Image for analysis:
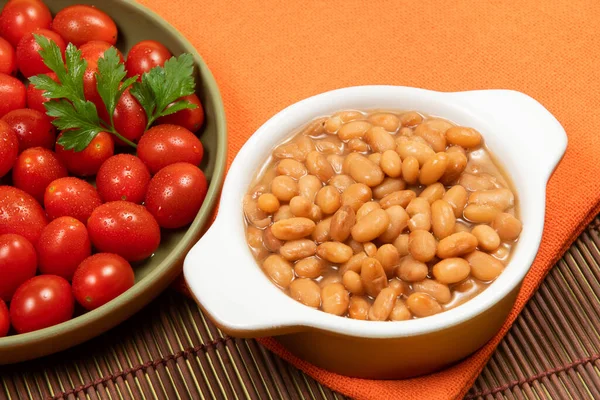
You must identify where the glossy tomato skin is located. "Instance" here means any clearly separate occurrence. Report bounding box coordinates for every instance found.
[9,275,74,334]
[0,0,52,47]
[16,28,66,78]
[26,72,58,114]
[0,120,18,178]
[72,253,134,310]
[157,94,205,133]
[0,300,8,337]
[56,132,114,176]
[2,108,55,152]
[0,73,26,118]
[96,154,151,204]
[87,201,161,262]
[52,5,117,47]
[44,177,102,223]
[0,233,37,302]
[137,124,204,174]
[0,186,47,244]
[112,87,146,144]
[145,163,208,229]
[125,40,172,78]
[37,217,91,280]
[12,147,68,203]
[0,37,16,75]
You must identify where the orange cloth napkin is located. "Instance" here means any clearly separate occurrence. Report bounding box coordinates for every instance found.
[140,0,600,398]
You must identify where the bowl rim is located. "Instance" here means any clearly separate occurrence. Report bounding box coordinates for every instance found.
[0,0,227,350]
[185,85,567,339]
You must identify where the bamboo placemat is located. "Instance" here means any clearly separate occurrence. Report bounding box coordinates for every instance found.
[3,217,600,400]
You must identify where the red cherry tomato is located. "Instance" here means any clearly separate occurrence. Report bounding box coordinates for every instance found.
[44,177,102,223]
[0,233,37,302]
[0,120,18,178]
[9,275,74,334]
[145,163,208,229]
[55,131,114,176]
[137,124,204,174]
[0,186,47,244]
[0,300,8,337]
[37,217,91,280]
[2,108,55,152]
[87,201,161,262]
[12,147,67,203]
[0,0,52,47]
[125,40,172,78]
[96,154,151,204]
[0,73,26,118]
[16,28,66,78]
[157,94,205,133]
[112,87,146,145]
[0,37,16,75]
[26,72,58,114]
[72,253,134,310]
[52,5,117,47]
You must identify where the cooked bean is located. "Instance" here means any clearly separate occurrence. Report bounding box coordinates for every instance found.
[401,156,420,184]
[463,204,501,223]
[373,178,406,199]
[319,271,343,287]
[247,226,267,259]
[348,296,370,320]
[289,196,312,218]
[289,278,321,307]
[244,196,272,228]
[431,199,456,239]
[406,293,442,317]
[300,117,326,137]
[389,299,412,321]
[369,287,397,321]
[379,205,409,243]
[324,115,342,134]
[341,183,372,211]
[365,126,396,153]
[393,234,410,257]
[432,258,470,284]
[342,270,365,295]
[468,189,514,211]
[316,242,354,263]
[399,111,423,127]
[271,176,299,202]
[408,230,437,262]
[329,205,356,242]
[380,150,402,178]
[361,257,388,297]
[305,151,335,183]
[388,279,409,296]
[396,255,428,282]
[329,174,355,192]
[280,239,317,261]
[340,252,367,275]
[338,120,372,141]
[262,255,294,289]
[368,113,400,132]
[376,244,400,278]
[412,279,452,304]
[446,126,482,148]
[443,185,468,218]
[437,232,478,258]
[492,213,523,241]
[367,152,382,166]
[271,217,316,240]
[327,154,345,174]
[419,182,445,204]
[471,225,501,251]
[298,174,322,201]
[315,186,342,214]
[406,198,431,232]
[263,226,283,252]
[316,136,344,155]
[363,242,377,257]
[356,201,381,220]
[346,238,365,254]
[398,127,413,136]
[349,154,385,187]
[311,217,331,243]
[380,190,416,209]
[348,138,370,153]
[321,283,350,315]
[273,139,311,162]
[294,257,323,279]
[440,150,468,185]
[276,159,307,179]
[465,251,504,281]
[273,205,294,222]
[396,139,435,166]
[459,173,498,191]
[351,209,390,242]
[454,222,471,233]
[490,244,510,262]
[414,119,451,152]
[419,153,449,185]
[336,110,364,122]
[257,193,280,213]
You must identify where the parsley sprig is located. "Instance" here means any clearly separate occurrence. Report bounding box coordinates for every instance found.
[29,35,197,152]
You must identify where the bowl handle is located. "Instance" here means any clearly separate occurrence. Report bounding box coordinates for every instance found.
[449,90,568,182]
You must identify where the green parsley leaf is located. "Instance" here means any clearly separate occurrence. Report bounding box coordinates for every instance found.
[96,47,138,123]
[47,99,104,151]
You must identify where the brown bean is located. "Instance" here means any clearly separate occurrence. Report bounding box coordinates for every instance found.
[243,195,271,228]
[316,136,344,155]
[388,279,409,296]
[468,189,515,211]
[271,175,299,202]
[294,257,323,279]
[459,173,498,191]
[446,126,482,149]
[347,138,370,153]
[247,226,268,259]
[408,230,437,262]
[351,209,390,242]
[342,270,365,295]
[465,250,504,281]
[311,217,331,243]
[373,178,406,199]
[412,279,452,304]
[431,199,456,239]
[321,283,350,316]
[363,242,377,257]
[419,183,445,204]
[360,257,388,297]
[389,299,412,321]
[393,234,410,257]
[406,197,431,232]
[396,139,435,166]
[490,244,510,262]
[336,110,365,122]
[454,222,471,233]
[419,153,449,185]
[346,238,364,254]
[380,150,402,178]
[367,152,382,166]
[300,118,326,137]
[327,154,345,174]
[399,111,423,127]
[324,115,342,134]
[276,159,307,179]
[262,255,294,289]
[273,136,314,162]
[398,127,413,136]
[298,174,322,201]
[432,258,470,284]
[368,113,400,132]
[263,226,283,252]
[257,193,280,213]
[471,225,501,251]
[340,251,367,275]
[349,154,385,187]
[379,205,409,243]
[463,204,501,223]
[319,271,343,288]
[271,217,316,240]
[356,201,381,220]
[436,232,479,258]
[401,156,420,184]
[414,119,451,152]
[329,174,355,192]
[365,126,396,153]
[443,185,468,218]
[368,287,397,321]
[341,183,372,211]
[330,205,356,242]
[338,120,372,141]
[380,190,416,209]
[348,296,370,320]
[440,151,468,185]
[279,239,317,261]
[396,255,428,282]
[289,196,312,218]
[316,242,353,263]
[273,205,294,222]
[305,151,335,183]
[406,293,442,317]
[289,278,321,308]
[492,213,523,241]
[315,185,341,214]
[376,244,400,278]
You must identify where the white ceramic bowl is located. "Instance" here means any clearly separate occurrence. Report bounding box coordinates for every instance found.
[184,86,567,378]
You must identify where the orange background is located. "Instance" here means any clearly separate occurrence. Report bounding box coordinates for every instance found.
[139,0,600,398]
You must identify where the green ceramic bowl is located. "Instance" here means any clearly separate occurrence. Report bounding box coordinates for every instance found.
[0,0,227,364]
